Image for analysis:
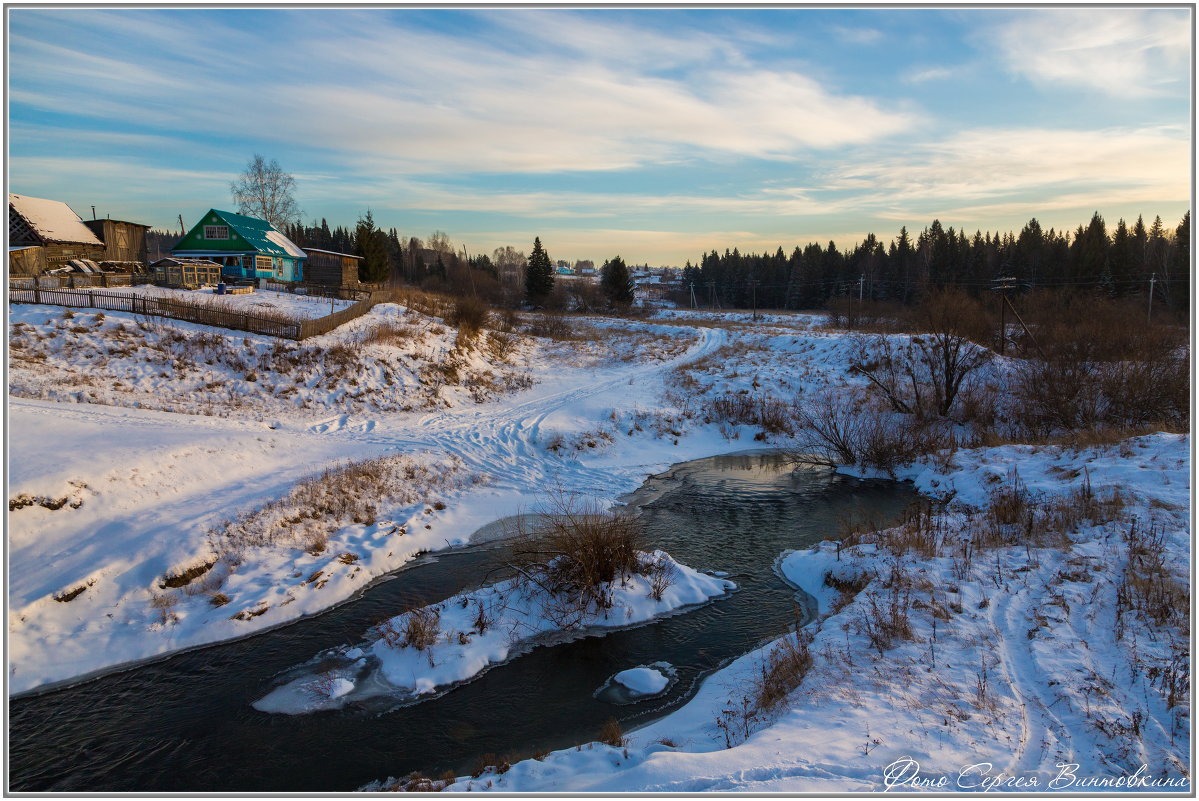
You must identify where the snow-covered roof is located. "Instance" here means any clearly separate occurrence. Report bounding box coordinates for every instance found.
[9,194,103,246]
[265,229,306,259]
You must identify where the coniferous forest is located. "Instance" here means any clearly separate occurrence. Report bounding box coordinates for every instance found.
[680,211,1190,315]
[149,210,1190,316]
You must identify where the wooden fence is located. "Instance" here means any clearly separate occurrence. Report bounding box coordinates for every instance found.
[9,287,303,339]
[9,273,137,290]
[8,285,407,341]
[260,278,373,302]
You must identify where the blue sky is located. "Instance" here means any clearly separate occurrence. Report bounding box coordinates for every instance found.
[7,7,1191,265]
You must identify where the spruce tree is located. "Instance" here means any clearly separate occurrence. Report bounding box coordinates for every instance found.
[600,255,635,306]
[355,210,389,283]
[525,236,553,302]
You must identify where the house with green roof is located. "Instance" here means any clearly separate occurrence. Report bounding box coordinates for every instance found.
[171,209,306,282]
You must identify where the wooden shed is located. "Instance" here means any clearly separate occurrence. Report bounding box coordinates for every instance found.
[303,248,362,288]
[8,245,48,276]
[83,218,151,265]
[9,193,105,270]
[152,257,223,289]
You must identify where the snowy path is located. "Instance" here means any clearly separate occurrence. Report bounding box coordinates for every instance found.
[8,320,728,694]
[294,323,728,497]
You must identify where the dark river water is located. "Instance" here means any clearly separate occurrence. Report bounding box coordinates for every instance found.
[8,451,917,792]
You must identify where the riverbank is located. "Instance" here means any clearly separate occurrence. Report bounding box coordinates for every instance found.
[9,304,830,695]
[409,432,1189,793]
[253,549,735,714]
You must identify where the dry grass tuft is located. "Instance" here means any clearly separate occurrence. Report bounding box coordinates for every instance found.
[597,717,627,748]
[207,453,469,558]
[507,500,647,627]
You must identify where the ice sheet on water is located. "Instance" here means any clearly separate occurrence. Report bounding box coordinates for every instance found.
[595,662,677,705]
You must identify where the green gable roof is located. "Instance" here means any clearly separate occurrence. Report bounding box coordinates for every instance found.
[173,209,306,259]
[210,209,306,258]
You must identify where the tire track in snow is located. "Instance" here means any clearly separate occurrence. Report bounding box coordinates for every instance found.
[312,323,727,496]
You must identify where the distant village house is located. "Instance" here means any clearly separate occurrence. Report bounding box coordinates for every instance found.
[171,209,306,282]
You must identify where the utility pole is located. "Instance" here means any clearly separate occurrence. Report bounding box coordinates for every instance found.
[749,277,759,321]
[178,214,185,237]
[1147,273,1156,324]
[990,276,1019,355]
[689,281,697,310]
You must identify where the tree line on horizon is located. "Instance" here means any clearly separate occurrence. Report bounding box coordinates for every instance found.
[680,211,1190,315]
[148,207,1189,315]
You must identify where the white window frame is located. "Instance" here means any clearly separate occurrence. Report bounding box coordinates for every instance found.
[204,225,229,240]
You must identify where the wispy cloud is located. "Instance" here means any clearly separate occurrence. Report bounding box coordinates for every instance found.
[822,125,1190,222]
[831,25,883,45]
[6,8,1191,264]
[902,65,954,84]
[989,8,1190,97]
[9,10,918,176]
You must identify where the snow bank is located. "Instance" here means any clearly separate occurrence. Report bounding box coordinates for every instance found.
[423,433,1190,794]
[254,551,733,714]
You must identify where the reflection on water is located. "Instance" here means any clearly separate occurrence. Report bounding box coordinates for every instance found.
[9,451,917,792]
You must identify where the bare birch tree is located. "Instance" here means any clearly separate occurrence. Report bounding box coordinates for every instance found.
[230,154,301,228]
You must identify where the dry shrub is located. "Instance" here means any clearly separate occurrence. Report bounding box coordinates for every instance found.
[850,295,994,421]
[709,392,792,435]
[207,453,465,556]
[1117,520,1189,707]
[789,389,949,472]
[1010,290,1188,436]
[522,314,577,340]
[149,591,179,625]
[361,321,410,347]
[487,331,518,361]
[402,604,442,650]
[826,297,907,332]
[446,295,490,340]
[987,468,1031,528]
[597,717,626,748]
[644,553,677,601]
[880,501,944,557]
[752,626,814,712]
[850,561,914,655]
[507,499,646,627]
[391,287,456,320]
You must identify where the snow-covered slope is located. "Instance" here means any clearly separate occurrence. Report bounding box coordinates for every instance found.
[9,301,1190,794]
[419,433,1189,793]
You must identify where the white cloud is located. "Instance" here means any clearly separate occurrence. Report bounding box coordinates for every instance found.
[990,9,1190,97]
[9,10,918,175]
[820,125,1190,221]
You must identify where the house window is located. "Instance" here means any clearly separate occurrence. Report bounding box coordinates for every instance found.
[204,225,229,240]
[255,255,273,271]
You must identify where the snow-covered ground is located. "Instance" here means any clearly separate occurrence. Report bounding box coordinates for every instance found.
[103,283,357,319]
[8,299,1190,792]
[417,433,1190,793]
[6,302,773,694]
